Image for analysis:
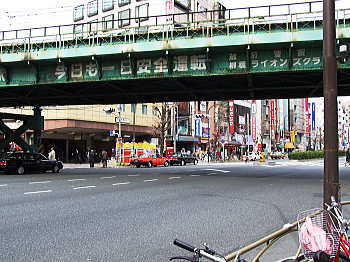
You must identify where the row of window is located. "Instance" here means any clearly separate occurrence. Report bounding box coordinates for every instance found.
[74,0,147,22]
[74,5,149,32]
[117,104,155,115]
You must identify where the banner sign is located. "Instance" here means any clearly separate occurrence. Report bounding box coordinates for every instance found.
[311,102,316,131]
[252,100,256,142]
[305,98,310,134]
[195,119,202,137]
[229,100,235,134]
[270,100,275,130]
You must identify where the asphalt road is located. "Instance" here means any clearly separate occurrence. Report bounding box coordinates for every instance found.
[1,159,350,262]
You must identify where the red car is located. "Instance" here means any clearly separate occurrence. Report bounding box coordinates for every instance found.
[130,154,171,168]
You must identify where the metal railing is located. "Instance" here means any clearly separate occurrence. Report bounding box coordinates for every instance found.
[0,1,350,55]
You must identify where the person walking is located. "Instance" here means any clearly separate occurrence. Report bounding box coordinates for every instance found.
[346,147,350,166]
[101,149,108,168]
[88,149,95,168]
[48,147,56,160]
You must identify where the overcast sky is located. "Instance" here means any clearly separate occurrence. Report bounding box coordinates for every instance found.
[0,0,349,30]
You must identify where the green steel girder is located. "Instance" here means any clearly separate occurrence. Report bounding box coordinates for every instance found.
[0,112,43,153]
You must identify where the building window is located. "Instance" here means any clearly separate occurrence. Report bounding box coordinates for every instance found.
[74,24,83,34]
[118,9,131,27]
[142,104,148,115]
[119,104,125,112]
[102,0,114,12]
[118,0,131,7]
[73,5,84,22]
[89,19,98,34]
[103,14,114,31]
[87,0,98,17]
[131,104,136,113]
[136,3,149,22]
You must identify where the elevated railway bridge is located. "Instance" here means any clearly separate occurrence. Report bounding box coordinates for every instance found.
[0,1,349,152]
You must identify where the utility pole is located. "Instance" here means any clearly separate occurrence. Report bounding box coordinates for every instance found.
[323,0,340,205]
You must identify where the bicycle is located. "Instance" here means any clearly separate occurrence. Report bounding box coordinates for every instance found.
[297,197,350,262]
[170,238,305,262]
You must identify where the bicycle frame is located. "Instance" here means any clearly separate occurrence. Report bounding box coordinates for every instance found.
[223,201,350,262]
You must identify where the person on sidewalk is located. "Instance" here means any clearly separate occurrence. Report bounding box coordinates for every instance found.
[88,149,95,168]
[346,148,350,165]
[101,149,108,168]
[48,147,56,161]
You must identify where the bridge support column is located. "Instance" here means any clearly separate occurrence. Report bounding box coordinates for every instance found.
[33,107,43,153]
[0,110,44,153]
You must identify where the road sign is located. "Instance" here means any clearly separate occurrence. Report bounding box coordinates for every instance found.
[115,117,130,123]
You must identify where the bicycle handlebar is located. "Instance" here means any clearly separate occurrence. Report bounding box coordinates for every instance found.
[174,239,197,253]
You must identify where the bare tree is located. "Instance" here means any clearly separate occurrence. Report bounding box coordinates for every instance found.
[152,103,172,155]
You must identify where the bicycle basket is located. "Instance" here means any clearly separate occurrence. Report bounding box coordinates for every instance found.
[297,208,339,259]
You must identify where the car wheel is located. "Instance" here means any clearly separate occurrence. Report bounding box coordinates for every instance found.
[164,161,169,167]
[193,159,198,165]
[16,166,25,175]
[147,162,152,168]
[52,165,60,173]
[181,160,185,166]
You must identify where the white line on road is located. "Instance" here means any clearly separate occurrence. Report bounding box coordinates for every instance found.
[24,190,52,195]
[206,173,216,176]
[73,186,96,190]
[144,179,158,182]
[67,179,86,182]
[168,177,181,180]
[190,175,200,177]
[112,182,131,186]
[204,169,230,173]
[29,181,52,184]
[100,176,116,179]
[128,175,139,177]
[0,184,8,187]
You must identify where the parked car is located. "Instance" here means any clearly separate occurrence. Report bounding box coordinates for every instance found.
[0,151,63,175]
[247,152,260,161]
[169,153,198,166]
[130,154,171,168]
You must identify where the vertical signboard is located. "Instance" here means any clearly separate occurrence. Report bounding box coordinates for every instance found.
[229,100,235,134]
[270,100,275,131]
[312,102,316,131]
[165,0,174,23]
[305,98,310,134]
[195,119,202,137]
[252,100,256,142]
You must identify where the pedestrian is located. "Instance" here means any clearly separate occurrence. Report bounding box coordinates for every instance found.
[346,148,350,164]
[48,147,56,160]
[88,149,95,168]
[101,149,108,168]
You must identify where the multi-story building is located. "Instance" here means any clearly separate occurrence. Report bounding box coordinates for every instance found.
[0,104,160,162]
[72,0,217,31]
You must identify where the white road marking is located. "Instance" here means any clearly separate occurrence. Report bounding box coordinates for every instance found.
[67,179,86,182]
[100,176,116,179]
[0,184,8,187]
[168,177,181,180]
[190,175,200,177]
[112,182,131,186]
[144,179,158,182]
[73,186,96,190]
[24,190,52,195]
[206,173,216,176]
[204,169,230,173]
[29,181,51,184]
[128,175,139,177]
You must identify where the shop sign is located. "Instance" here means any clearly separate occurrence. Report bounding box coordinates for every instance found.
[229,100,235,134]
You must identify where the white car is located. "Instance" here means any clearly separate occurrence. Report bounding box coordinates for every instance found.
[248,152,260,161]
